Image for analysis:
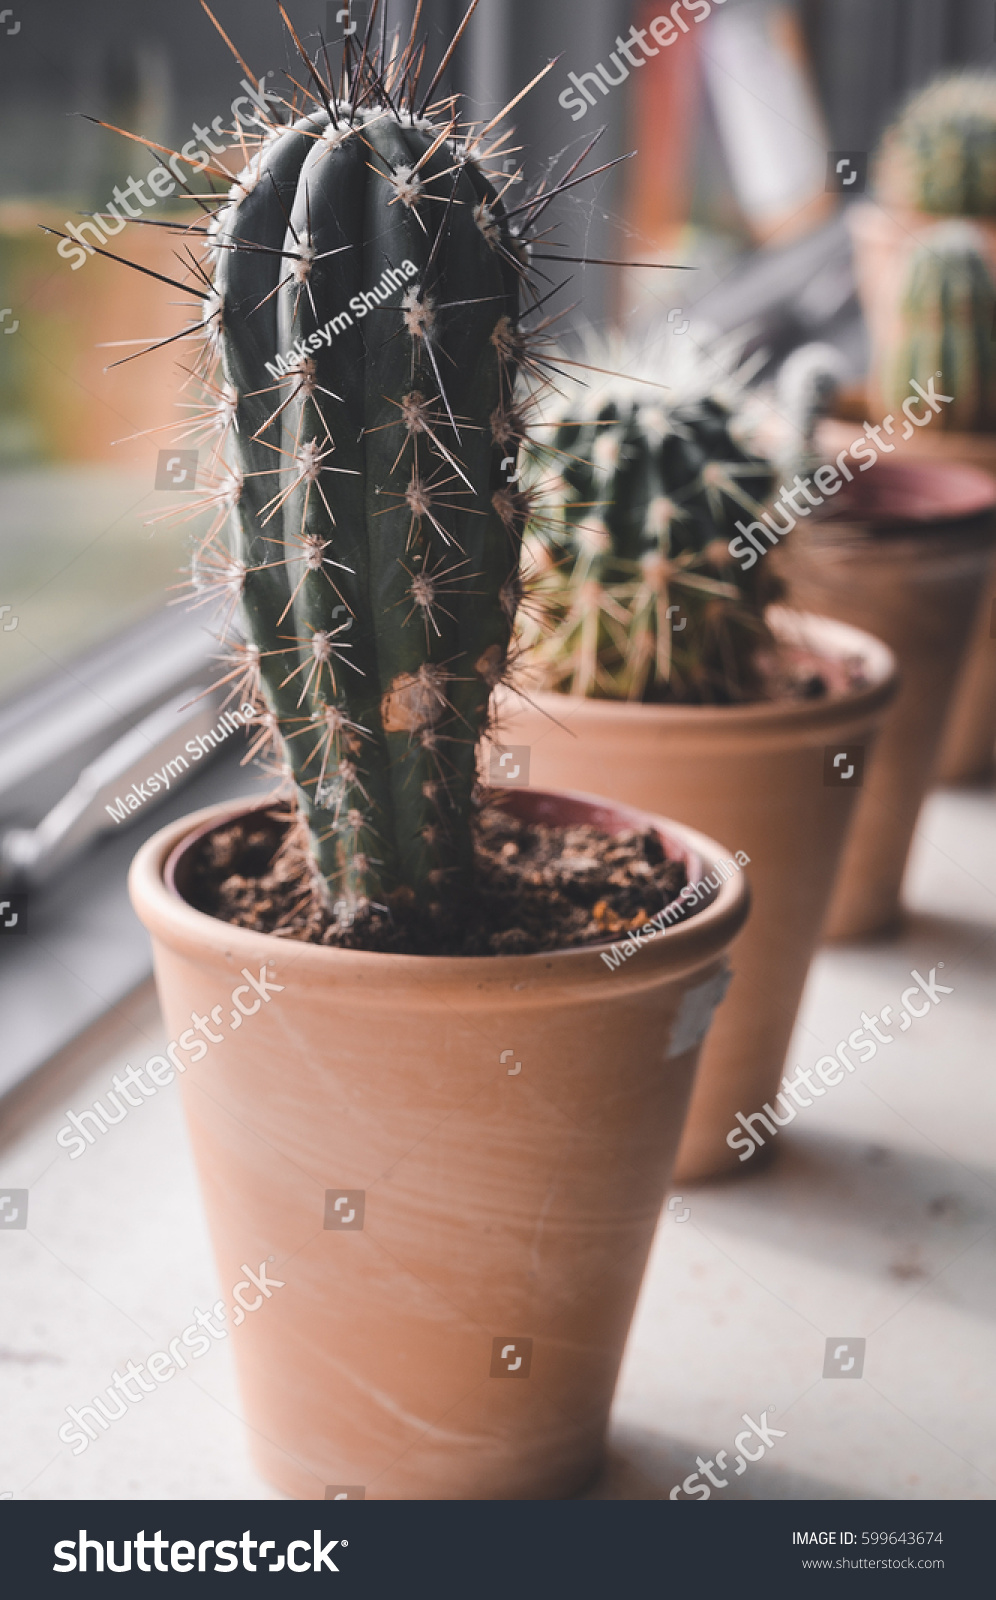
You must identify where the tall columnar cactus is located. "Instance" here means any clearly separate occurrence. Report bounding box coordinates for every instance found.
[211,98,523,928]
[63,2,625,932]
[875,73,996,216]
[882,222,996,432]
[520,370,781,703]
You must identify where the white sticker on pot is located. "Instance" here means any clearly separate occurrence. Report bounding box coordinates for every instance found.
[666,966,732,1059]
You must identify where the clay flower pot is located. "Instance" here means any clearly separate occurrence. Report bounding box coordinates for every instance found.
[818,410,996,785]
[495,611,897,1183]
[779,457,996,941]
[128,787,749,1500]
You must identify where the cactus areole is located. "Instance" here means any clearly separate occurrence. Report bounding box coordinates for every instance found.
[209,98,527,929]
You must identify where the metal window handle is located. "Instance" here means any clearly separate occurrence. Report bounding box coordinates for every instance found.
[0,689,226,891]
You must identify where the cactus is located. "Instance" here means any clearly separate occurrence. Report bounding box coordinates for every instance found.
[875,73,996,217]
[211,98,523,931]
[881,221,996,432]
[520,360,782,703]
[58,2,629,935]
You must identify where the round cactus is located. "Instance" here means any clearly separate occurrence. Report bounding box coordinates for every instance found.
[881,221,996,432]
[875,73,996,216]
[520,362,782,703]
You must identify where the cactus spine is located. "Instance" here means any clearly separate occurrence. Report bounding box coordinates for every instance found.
[521,371,781,703]
[882,221,996,432]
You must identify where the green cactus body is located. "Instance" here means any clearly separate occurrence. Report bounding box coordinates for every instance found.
[211,117,324,730]
[910,115,996,215]
[209,101,521,923]
[883,223,996,432]
[523,381,780,704]
[877,74,996,217]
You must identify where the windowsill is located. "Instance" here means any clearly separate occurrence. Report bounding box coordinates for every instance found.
[1,782,994,1500]
[0,605,221,827]
[0,743,271,1102]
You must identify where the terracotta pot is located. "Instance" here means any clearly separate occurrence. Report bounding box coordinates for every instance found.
[817,411,996,785]
[494,611,897,1183]
[129,788,749,1500]
[778,458,996,941]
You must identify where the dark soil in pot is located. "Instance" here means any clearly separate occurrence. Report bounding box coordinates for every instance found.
[176,799,692,956]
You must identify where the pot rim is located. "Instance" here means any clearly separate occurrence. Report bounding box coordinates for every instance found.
[811,456,996,530]
[129,787,750,994]
[821,403,996,461]
[498,608,898,737]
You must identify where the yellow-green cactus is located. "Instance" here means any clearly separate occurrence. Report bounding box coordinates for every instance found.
[876,73,996,216]
[520,366,782,703]
[883,221,996,431]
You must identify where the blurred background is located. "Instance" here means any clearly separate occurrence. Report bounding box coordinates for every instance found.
[1,0,995,699]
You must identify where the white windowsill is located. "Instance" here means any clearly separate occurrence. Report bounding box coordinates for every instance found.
[1,782,994,1501]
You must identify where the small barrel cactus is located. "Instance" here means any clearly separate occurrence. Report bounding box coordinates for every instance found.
[520,363,782,703]
[881,221,996,432]
[63,3,625,935]
[875,73,996,216]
